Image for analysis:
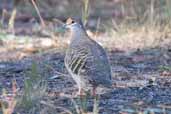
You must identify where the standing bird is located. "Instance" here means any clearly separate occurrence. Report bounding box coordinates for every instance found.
[64,18,112,97]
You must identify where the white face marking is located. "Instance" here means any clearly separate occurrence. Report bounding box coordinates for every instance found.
[65,21,85,40]
[66,23,81,30]
[69,22,77,27]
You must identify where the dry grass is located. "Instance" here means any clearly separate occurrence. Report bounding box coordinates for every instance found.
[103,22,171,51]
[1,0,171,52]
[0,80,17,114]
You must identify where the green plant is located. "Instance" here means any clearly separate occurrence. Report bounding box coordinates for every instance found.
[60,92,99,114]
[165,0,171,24]
[82,0,90,26]
[0,32,7,40]
[93,95,99,114]
[0,22,3,29]
[80,95,88,113]
[159,65,171,71]
[19,61,47,110]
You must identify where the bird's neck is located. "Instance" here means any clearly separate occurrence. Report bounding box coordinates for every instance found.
[70,28,88,44]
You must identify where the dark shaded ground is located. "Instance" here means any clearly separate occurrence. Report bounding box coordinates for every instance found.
[0,47,171,113]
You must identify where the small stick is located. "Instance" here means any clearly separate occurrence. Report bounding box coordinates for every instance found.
[30,0,45,28]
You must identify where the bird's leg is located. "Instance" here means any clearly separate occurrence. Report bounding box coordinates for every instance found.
[73,85,84,97]
[78,86,82,95]
[79,87,85,97]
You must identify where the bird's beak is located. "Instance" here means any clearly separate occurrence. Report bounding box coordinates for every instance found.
[60,24,70,32]
[62,24,67,29]
[62,24,69,30]
[54,24,70,34]
[54,24,67,33]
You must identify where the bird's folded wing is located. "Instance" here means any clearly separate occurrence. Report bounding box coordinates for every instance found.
[65,42,111,85]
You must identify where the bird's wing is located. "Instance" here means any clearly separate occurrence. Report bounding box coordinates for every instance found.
[88,40,112,85]
[65,40,112,86]
[65,45,91,75]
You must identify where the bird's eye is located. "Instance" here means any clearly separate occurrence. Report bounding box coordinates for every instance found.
[71,20,75,24]
[66,18,75,25]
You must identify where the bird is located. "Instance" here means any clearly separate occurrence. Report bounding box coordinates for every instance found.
[64,18,112,97]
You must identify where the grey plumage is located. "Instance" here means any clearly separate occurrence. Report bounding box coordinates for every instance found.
[64,18,112,95]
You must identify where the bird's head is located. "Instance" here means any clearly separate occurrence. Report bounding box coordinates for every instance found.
[63,18,84,33]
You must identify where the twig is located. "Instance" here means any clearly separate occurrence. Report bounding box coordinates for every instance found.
[30,0,45,28]
[95,18,101,38]
[8,7,17,34]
